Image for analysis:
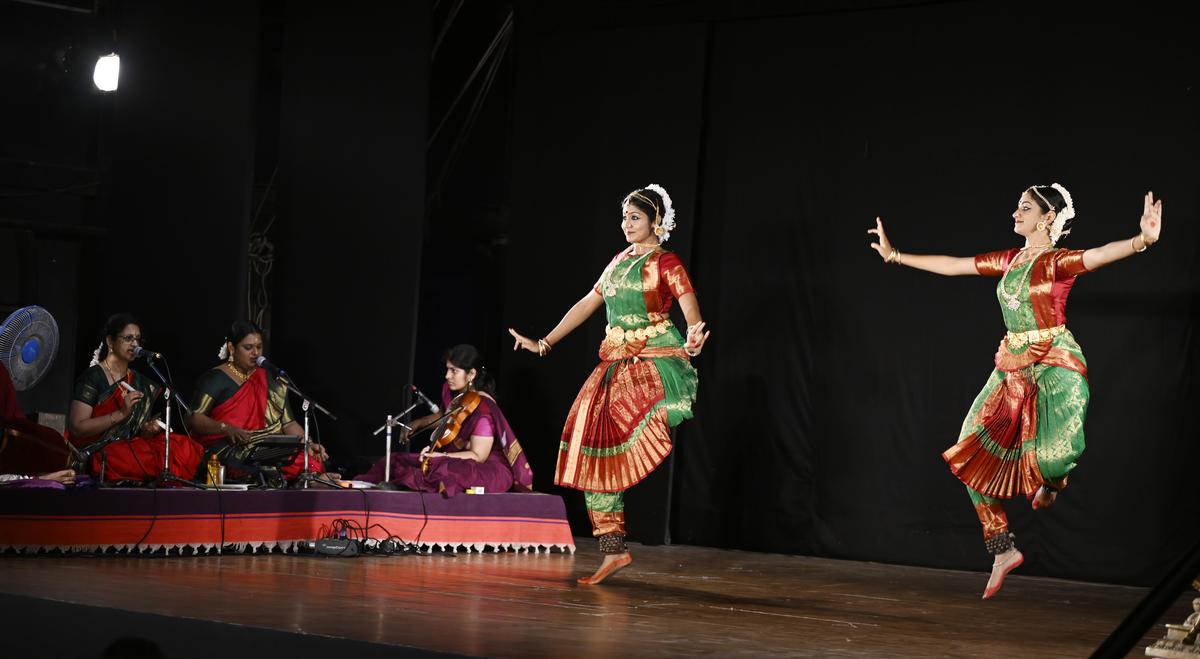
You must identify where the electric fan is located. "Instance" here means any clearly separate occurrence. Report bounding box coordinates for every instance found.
[0,305,60,391]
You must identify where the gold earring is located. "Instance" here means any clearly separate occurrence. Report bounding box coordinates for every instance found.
[1035,221,1046,231]
[654,225,664,236]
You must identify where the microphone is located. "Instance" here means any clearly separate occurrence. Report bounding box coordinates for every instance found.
[132,347,162,359]
[255,355,286,376]
[410,385,440,414]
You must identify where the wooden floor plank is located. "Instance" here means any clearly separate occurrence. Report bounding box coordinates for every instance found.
[0,541,1191,657]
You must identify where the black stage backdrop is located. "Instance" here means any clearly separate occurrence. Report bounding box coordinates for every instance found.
[500,1,1198,585]
[0,3,107,415]
[90,0,261,394]
[270,3,429,459]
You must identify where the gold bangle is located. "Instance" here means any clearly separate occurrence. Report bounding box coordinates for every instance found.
[537,338,551,356]
[1131,235,1147,253]
[1140,232,1156,247]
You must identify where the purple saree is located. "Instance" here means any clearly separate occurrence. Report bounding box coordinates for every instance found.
[356,385,533,496]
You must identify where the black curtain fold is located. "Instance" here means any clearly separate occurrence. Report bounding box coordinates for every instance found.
[272,3,430,460]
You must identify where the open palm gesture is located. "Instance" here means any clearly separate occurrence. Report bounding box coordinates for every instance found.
[1140,191,1163,243]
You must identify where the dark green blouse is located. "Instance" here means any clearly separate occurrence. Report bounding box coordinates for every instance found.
[190,368,294,427]
[71,365,160,441]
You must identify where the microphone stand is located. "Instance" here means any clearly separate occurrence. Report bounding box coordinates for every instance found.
[143,356,202,489]
[371,387,442,483]
[371,387,452,482]
[372,404,417,484]
[275,373,337,489]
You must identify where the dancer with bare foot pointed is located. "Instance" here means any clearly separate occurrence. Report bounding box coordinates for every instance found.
[869,185,1162,599]
[510,184,710,585]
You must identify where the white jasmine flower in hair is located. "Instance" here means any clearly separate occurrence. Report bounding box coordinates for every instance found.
[88,342,102,367]
[644,183,676,243]
[1049,182,1076,244]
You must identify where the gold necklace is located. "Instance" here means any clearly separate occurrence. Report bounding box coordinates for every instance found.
[228,362,252,383]
[602,246,658,297]
[99,358,128,386]
[999,245,1051,311]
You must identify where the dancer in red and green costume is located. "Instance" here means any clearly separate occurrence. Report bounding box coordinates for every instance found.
[510,183,711,585]
[869,185,1164,599]
[186,321,329,485]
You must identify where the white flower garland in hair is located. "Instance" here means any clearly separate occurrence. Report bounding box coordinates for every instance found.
[217,342,229,361]
[644,183,676,243]
[1049,182,1075,245]
[89,342,103,367]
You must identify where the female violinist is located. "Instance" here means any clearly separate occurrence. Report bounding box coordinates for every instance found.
[354,345,533,496]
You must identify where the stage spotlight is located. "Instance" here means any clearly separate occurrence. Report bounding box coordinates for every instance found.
[92,53,120,92]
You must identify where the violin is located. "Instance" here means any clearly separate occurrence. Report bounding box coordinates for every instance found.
[421,390,481,475]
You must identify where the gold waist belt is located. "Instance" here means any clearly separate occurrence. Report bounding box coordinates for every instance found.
[605,320,673,345]
[1005,324,1066,349]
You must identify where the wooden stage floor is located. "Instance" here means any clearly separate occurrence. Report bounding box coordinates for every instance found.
[0,540,1190,658]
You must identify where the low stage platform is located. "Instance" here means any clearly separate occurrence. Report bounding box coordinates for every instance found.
[0,540,1191,657]
[0,488,575,554]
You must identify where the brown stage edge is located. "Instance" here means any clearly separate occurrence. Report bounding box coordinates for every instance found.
[0,541,1192,658]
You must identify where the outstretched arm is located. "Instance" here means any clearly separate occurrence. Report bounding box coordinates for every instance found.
[1081,191,1163,271]
[868,217,977,276]
[509,290,605,355]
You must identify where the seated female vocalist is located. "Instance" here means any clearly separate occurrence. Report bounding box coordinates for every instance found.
[65,313,204,484]
[186,320,332,486]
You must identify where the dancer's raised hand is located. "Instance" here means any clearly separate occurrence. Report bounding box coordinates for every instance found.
[508,327,541,354]
[867,216,896,262]
[1139,191,1163,244]
[685,321,711,356]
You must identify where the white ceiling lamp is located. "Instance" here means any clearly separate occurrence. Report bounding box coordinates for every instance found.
[93,52,120,92]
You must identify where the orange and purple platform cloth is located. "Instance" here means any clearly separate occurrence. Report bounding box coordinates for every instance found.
[0,488,575,554]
